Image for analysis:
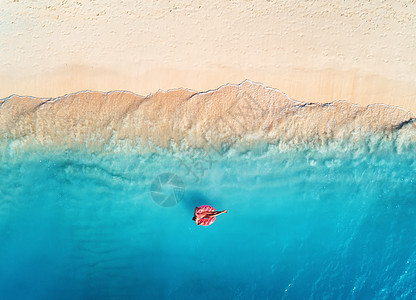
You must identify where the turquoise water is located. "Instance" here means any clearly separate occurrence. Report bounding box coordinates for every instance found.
[0,146,416,299]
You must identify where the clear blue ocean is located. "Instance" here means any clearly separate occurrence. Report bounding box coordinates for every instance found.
[0,145,415,299]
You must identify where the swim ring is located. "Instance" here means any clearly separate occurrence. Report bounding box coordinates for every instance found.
[196,205,216,226]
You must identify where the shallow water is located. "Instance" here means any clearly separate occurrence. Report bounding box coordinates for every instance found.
[0,146,415,299]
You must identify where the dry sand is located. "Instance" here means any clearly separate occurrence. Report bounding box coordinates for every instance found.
[1,0,416,112]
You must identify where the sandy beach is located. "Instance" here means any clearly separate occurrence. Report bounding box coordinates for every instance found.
[1,0,416,113]
[2,3,416,297]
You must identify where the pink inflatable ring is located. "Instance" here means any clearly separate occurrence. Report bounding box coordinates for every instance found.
[196,205,216,226]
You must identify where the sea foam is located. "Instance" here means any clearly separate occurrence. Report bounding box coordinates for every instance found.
[1,80,415,159]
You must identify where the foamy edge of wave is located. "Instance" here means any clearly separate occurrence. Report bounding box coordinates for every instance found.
[1,80,416,158]
[2,79,414,115]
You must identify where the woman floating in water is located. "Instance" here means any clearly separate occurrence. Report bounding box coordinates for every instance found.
[192,205,227,226]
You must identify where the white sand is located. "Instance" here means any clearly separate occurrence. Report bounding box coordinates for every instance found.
[1,0,416,112]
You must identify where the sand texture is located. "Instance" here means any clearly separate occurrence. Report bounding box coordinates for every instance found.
[1,0,416,112]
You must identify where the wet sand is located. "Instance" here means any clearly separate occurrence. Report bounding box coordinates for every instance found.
[1,81,415,155]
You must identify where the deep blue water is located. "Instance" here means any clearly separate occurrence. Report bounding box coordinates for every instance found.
[0,146,415,299]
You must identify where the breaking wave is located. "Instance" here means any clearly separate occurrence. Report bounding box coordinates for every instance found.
[1,80,415,159]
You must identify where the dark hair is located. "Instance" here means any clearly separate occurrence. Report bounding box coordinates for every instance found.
[192,216,196,221]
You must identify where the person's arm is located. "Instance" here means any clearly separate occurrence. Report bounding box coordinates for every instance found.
[204,210,227,218]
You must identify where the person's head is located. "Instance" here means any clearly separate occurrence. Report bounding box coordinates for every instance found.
[192,216,196,221]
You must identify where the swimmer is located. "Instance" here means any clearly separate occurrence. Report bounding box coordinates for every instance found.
[192,205,227,226]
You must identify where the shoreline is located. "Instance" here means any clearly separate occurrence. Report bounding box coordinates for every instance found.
[2,79,415,117]
[1,81,415,156]
[2,67,416,114]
